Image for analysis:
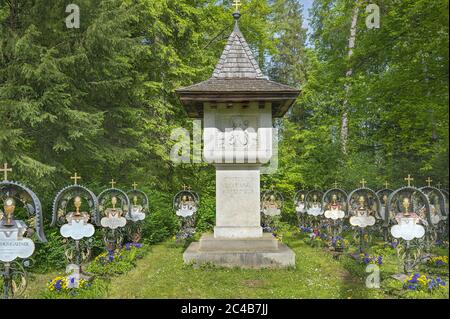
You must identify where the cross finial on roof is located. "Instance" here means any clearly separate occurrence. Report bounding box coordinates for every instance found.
[426,177,433,187]
[233,0,241,12]
[384,181,389,189]
[132,182,138,190]
[110,179,117,188]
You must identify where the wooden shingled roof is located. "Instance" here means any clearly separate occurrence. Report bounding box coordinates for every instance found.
[176,13,300,118]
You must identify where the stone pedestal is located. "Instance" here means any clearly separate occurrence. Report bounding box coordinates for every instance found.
[183,233,295,268]
[214,165,262,238]
[183,164,295,268]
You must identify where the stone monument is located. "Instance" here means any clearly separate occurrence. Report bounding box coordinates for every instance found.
[176,6,299,268]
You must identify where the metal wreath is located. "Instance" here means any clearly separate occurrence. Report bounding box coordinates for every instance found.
[321,188,349,215]
[0,181,46,243]
[51,184,99,227]
[386,186,432,227]
[97,188,131,224]
[126,189,150,219]
[347,187,382,220]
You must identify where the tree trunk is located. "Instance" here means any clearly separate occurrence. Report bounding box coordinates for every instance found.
[340,1,361,154]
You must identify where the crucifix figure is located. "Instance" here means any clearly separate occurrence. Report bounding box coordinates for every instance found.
[404,174,413,187]
[1,163,12,181]
[426,177,433,187]
[110,179,117,189]
[70,172,81,185]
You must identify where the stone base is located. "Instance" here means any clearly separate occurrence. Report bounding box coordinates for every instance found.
[183,233,295,269]
[214,226,262,238]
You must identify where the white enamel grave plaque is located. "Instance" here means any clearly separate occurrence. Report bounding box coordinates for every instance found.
[349,215,376,228]
[0,222,35,262]
[60,220,95,240]
[390,217,425,241]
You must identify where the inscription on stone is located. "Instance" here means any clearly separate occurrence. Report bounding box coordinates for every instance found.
[222,177,255,195]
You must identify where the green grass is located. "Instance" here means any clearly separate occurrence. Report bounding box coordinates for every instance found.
[105,236,387,299]
[15,231,450,299]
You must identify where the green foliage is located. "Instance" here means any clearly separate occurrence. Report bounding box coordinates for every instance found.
[85,244,146,278]
[31,230,68,273]
[276,0,449,190]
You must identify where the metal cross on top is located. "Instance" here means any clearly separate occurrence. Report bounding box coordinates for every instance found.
[384,181,389,189]
[333,181,338,188]
[426,177,433,187]
[359,178,367,188]
[233,0,241,12]
[182,184,191,191]
[132,182,138,190]
[1,163,12,181]
[70,172,81,185]
[110,179,117,188]
[437,182,442,189]
[404,174,414,187]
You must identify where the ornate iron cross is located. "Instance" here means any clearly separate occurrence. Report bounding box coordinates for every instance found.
[404,174,414,187]
[360,178,367,188]
[1,163,12,181]
[70,172,81,185]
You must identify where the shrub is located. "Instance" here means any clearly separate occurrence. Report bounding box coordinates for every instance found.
[86,243,145,277]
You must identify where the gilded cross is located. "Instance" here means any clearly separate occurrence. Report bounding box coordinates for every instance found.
[360,178,367,188]
[384,181,389,189]
[404,174,413,187]
[132,182,138,190]
[70,172,81,185]
[110,179,117,188]
[233,0,241,12]
[1,163,12,181]
[426,177,433,187]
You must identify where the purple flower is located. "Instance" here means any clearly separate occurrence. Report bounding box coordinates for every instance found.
[377,256,383,265]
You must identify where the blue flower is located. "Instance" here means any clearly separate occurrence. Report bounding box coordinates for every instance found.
[54,280,62,291]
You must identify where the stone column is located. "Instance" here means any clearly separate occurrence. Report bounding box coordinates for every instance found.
[214,164,262,238]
